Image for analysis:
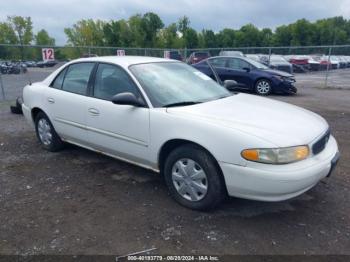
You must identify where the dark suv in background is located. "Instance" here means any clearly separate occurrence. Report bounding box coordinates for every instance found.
[187,51,210,64]
[193,56,297,96]
[168,51,183,61]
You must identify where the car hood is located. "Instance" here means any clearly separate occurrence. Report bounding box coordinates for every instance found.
[166,94,328,147]
[261,69,293,77]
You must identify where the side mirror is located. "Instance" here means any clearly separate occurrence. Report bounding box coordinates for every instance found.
[111,92,146,107]
[224,80,239,90]
[242,67,251,72]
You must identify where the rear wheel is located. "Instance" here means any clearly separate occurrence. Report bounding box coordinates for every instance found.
[164,144,226,210]
[35,112,64,152]
[255,79,272,96]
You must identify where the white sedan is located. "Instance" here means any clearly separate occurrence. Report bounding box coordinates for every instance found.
[21,56,340,210]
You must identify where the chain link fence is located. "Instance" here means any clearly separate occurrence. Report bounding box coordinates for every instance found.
[1,44,350,102]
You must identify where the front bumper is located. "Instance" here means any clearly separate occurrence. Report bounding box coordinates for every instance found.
[219,135,339,202]
[273,79,297,94]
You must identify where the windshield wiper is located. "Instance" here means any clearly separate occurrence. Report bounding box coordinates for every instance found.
[163,101,201,108]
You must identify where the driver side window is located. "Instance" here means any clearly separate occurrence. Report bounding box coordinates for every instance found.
[93,63,140,101]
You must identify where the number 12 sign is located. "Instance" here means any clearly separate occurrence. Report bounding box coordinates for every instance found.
[42,48,55,61]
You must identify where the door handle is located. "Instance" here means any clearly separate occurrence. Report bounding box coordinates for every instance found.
[47,98,55,104]
[88,108,100,116]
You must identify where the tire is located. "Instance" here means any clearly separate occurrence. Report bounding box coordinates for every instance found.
[10,97,23,115]
[163,144,226,210]
[10,105,22,114]
[16,97,23,108]
[35,112,64,152]
[255,79,272,96]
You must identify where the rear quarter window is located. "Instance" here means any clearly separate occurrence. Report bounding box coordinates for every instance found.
[51,68,67,89]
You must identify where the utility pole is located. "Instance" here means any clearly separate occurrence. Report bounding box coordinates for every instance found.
[324,46,332,88]
[0,72,5,101]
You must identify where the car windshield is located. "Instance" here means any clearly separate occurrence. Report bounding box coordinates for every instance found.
[270,56,286,62]
[244,58,269,69]
[129,62,231,108]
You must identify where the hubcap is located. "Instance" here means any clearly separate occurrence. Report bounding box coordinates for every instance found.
[257,80,270,94]
[37,118,52,146]
[171,158,208,202]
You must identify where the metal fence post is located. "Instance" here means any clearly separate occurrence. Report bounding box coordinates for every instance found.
[268,48,272,66]
[324,46,332,88]
[0,72,5,101]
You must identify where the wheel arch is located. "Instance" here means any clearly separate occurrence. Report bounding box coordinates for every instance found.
[158,139,226,185]
[31,107,46,122]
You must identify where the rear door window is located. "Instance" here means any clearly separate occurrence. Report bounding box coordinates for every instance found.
[62,63,95,95]
[227,58,251,70]
[210,58,227,68]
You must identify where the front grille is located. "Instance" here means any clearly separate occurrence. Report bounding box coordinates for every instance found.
[312,128,330,155]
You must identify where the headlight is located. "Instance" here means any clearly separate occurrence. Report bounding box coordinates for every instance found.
[241,146,309,164]
[272,75,285,81]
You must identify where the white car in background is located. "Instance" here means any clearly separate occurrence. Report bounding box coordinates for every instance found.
[219,50,245,57]
[329,56,341,69]
[21,56,340,210]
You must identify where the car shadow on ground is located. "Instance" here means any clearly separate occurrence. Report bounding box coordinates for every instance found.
[62,143,320,218]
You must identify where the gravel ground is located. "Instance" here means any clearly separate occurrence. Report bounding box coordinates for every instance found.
[0,71,349,256]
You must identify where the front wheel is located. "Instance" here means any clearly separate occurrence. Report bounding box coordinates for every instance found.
[35,112,64,152]
[255,79,272,96]
[164,145,226,210]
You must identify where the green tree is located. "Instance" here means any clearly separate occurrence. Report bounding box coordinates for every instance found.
[157,23,180,48]
[184,28,198,48]
[236,24,261,47]
[260,28,273,46]
[0,22,18,59]
[103,20,122,46]
[141,12,164,47]
[128,14,146,47]
[201,29,217,48]
[178,16,190,35]
[289,19,314,46]
[216,29,236,47]
[7,15,33,59]
[7,15,33,45]
[273,25,292,46]
[64,19,105,47]
[177,16,199,48]
[0,22,17,44]
[35,29,55,46]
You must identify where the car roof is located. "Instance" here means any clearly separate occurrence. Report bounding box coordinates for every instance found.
[71,56,175,68]
[209,56,246,60]
[42,56,176,86]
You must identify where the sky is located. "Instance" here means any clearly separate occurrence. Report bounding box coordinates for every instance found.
[1,0,350,45]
